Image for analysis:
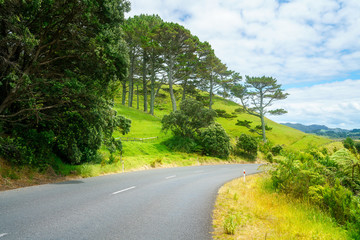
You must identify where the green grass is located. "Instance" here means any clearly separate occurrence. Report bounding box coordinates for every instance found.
[115,91,333,157]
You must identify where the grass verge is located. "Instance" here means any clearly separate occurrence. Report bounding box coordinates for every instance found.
[212,173,349,240]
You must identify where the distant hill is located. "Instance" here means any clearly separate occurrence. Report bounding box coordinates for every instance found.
[281,123,360,139]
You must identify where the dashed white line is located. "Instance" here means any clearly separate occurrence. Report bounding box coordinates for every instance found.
[165,175,176,179]
[111,186,136,195]
[0,233,8,238]
[194,170,204,174]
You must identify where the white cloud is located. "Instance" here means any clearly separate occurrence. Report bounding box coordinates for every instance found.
[270,79,360,129]
[126,0,360,128]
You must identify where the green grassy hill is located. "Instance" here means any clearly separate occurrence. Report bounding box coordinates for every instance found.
[113,88,333,161]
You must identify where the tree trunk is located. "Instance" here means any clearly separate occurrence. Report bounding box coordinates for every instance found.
[167,58,177,112]
[209,73,213,110]
[261,113,267,142]
[128,49,135,107]
[260,89,266,142]
[121,81,126,105]
[182,79,187,101]
[149,56,156,115]
[142,52,148,112]
[136,83,139,110]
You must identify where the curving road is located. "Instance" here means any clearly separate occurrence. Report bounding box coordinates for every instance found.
[0,164,261,240]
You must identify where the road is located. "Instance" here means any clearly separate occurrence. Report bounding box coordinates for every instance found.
[0,164,261,240]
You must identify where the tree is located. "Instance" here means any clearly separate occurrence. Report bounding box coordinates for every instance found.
[197,42,224,109]
[156,22,197,111]
[161,98,217,138]
[231,76,288,142]
[0,0,131,164]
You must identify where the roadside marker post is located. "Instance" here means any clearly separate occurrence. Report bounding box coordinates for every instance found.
[243,169,246,183]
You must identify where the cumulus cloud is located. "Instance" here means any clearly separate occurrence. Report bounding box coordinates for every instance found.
[269,79,360,129]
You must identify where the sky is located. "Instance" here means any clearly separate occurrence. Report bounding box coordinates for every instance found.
[126,0,360,129]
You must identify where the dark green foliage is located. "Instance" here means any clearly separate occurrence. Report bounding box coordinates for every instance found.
[271,145,283,156]
[214,109,237,119]
[236,134,258,157]
[355,142,360,153]
[236,120,272,136]
[200,123,230,159]
[161,99,231,159]
[344,137,355,151]
[266,152,273,163]
[0,0,131,165]
[161,98,217,138]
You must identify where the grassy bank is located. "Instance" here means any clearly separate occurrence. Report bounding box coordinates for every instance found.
[213,173,349,239]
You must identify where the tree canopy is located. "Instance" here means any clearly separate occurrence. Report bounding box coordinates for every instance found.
[231,76,288,142]
[0,0,131,165]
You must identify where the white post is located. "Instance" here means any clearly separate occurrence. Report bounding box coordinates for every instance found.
[243,169,246,183]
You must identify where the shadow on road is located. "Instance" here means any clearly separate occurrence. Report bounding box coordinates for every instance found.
[53,180,84,185]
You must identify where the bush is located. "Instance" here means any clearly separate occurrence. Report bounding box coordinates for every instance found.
[200,123,230,159]
[258,141,273,154]
[161,98,217,138]
[271,145,283,156]
[214,109,237,119]
[343,137,355,150]
[236,134,258,156]
[266,152,273,163]
[0,130,54,168]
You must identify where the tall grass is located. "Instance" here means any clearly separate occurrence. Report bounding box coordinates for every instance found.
[213,174,349,239]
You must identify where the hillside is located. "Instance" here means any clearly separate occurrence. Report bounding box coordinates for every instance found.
[113,88,333,159]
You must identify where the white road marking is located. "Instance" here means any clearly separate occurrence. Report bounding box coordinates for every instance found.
[165,175,176,179]
[194,170,204,173]
[112,186,136,195]
[0,233,8,238]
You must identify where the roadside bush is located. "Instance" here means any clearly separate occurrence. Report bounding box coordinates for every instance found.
[0,129,54,168]
[271,145,283,156]
[258,141,273,155]
[266,152,273,163]
[236,134,258,157]
[200,123,230,159]
[161,98,217,138]
[270,147,360,237]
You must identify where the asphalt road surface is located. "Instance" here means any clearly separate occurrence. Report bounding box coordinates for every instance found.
[0,164,261,240]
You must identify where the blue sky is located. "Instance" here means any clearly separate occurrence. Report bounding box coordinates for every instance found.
[127,0,360,129]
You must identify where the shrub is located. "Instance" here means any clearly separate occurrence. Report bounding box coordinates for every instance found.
[258,141,273,154]
[271,145,283,156]
[266,152,273,163]
[355,142,360,153]
[236,134,258,156]
[200,123,230,159]
[343,137,355,150]
[161,98,217,138]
